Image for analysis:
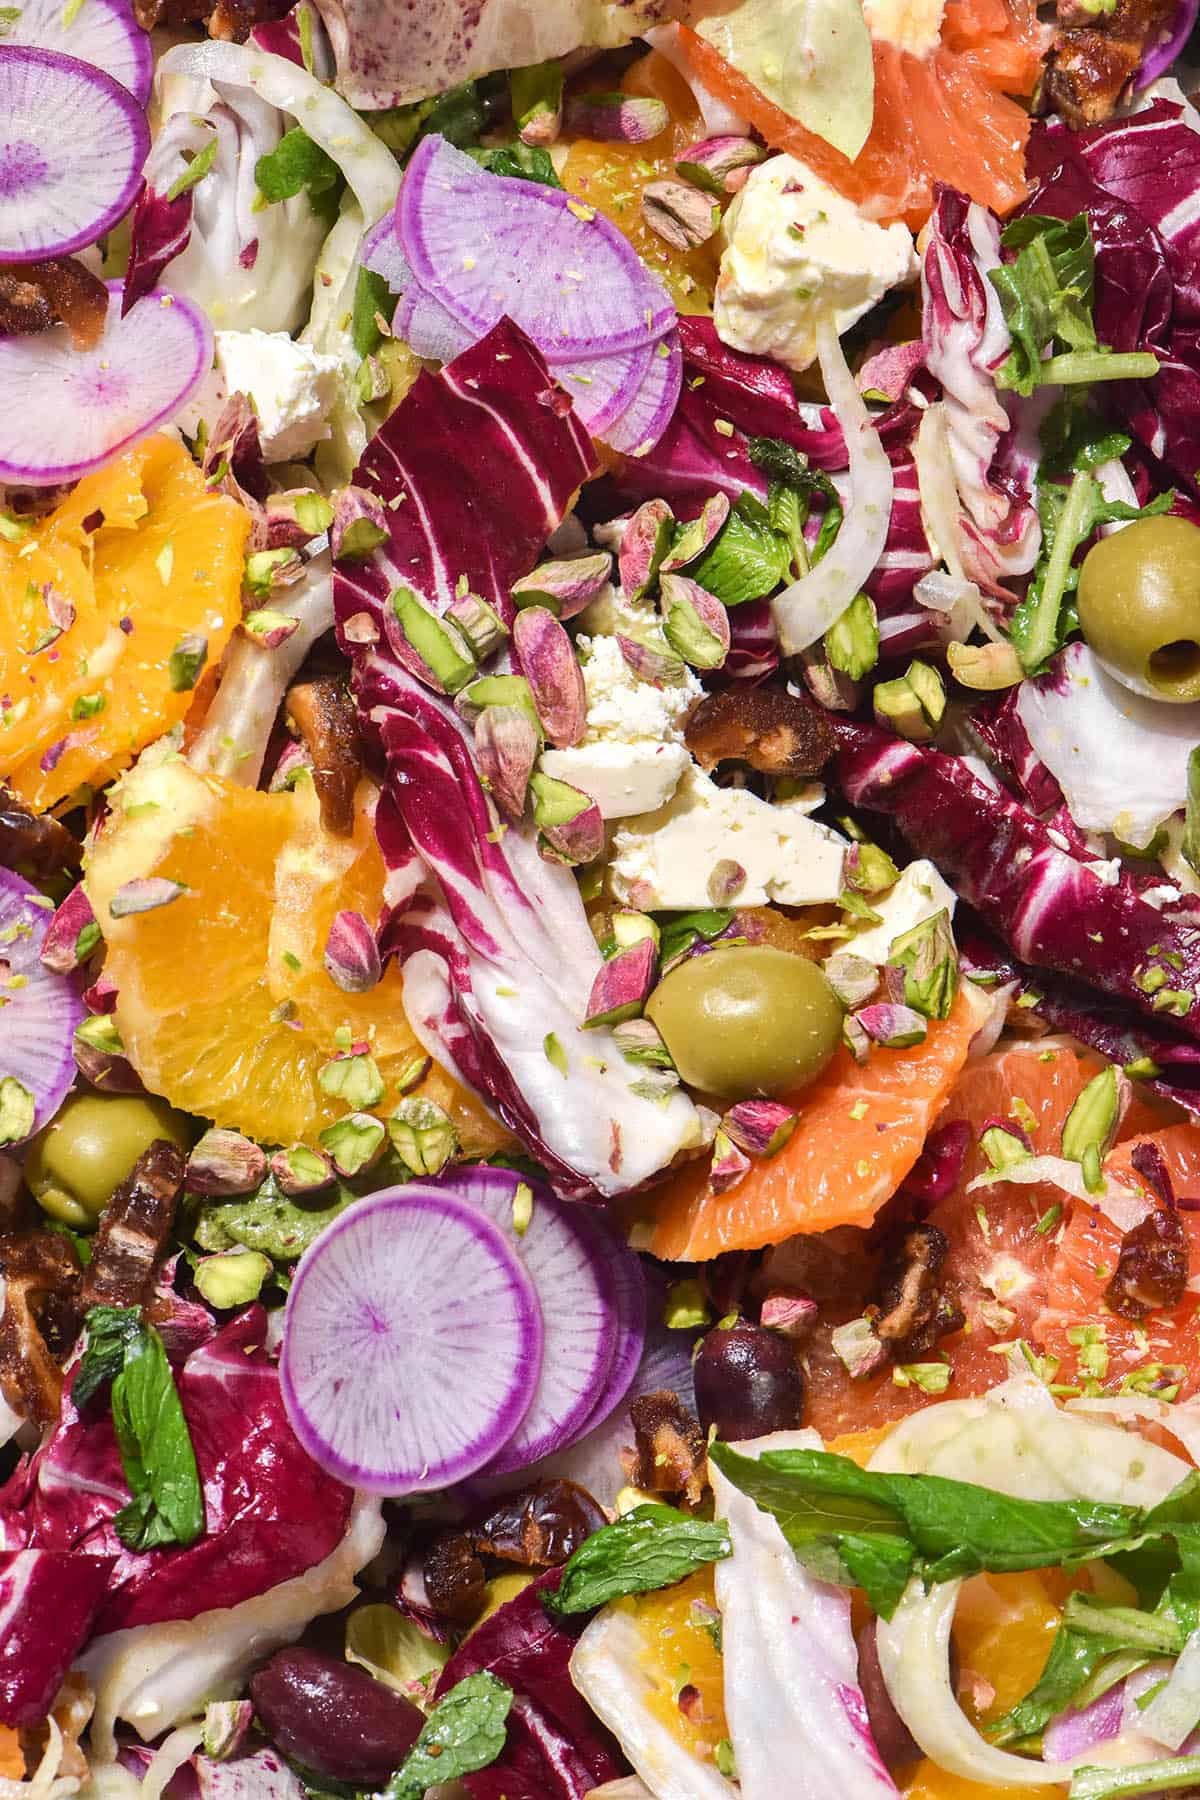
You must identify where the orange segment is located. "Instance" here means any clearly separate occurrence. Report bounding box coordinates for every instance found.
[676,0,1041,229]
[1037,1125,1200,1398]
[561,52,721,313]
[641,987,978,1260]
[84,759,508,1154]
[627,1567,728,1763]
[0,436,248,809]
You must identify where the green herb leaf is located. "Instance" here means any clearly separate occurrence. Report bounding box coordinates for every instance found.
[688,493,791,608]
[103,1321,204,1551]
[256,127,342,209]
[74,1304,143,1410]
[988,1625,1110,1745]
[165,134,218,203]
[1183,746,1200,882]
[1063,1592,1187,1656]
[466,141,562,186]
[991,214,1097,396]
[352,267,392,360]
[385,1670,512,1799]
[657,907,735,965]
[548,1504,732,1616]
[1069,1754,1200,1800]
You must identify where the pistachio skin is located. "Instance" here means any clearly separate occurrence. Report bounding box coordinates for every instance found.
[1077,516,1200,701]
[645,945,843,1100]
[24,1092,192,1229]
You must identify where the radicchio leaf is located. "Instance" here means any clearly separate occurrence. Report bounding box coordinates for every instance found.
[0,1548,113,1726]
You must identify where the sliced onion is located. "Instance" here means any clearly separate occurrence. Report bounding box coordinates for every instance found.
[280,1183,544,1494]
[1138,1630,1200,1751]
[398,134,675,358]
[914,402,966,582]
[460,1167,619,1475]
[772,316,894,653]
[604,330,683,456]
[0,281,211,485]
[0,46,149,262]
[0,869,83,1140]
[1,0,150,100]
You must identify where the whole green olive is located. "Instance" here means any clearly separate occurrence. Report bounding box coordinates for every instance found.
[645,944,843,1100]
[1077,515,1200,701]
[23,1092,193,1229]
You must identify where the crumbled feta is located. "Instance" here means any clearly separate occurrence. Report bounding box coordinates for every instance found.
[578,633,702,746]
[862,0,946,57]
[714,154,919,373]
[183,329,341,463]
[608,763,846,909]
[843,858,957,963]
[541,741,691,819]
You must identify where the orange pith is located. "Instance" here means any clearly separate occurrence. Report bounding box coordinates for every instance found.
[561,53,722,313]
[640,986,979,1261]
[0,436,248,809]
[83,759,508,1154]
[676,0,1041,230]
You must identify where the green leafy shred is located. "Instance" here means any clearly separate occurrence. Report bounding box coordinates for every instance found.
[548,1504,732,1616]
[687,493,791,607]
[256,127,342,213]
[165,135,218,204]
[466,142,562,186]
[352,267,392,361]
[385,1671,512,1799]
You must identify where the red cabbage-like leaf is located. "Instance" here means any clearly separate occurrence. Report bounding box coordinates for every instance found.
[0,1549,113,1726]
[969,689,1064,815]
[1026,102,1200,489]
[435,1570,627,1800]
[835,721,1200,1041]
[123,184,192,316]
[3,1309,353,1636]
[334,317,596,632]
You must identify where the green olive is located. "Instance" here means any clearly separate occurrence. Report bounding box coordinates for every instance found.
[1077,515,1200,702]
[24,1092,193,1229]
[645,945,843,1101]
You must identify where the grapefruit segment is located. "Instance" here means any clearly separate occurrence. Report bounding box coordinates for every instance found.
[641,986,979,1261]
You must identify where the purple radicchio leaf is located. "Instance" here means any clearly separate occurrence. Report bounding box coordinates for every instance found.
[834,719,1200,1041]
[0,1549,113,1726]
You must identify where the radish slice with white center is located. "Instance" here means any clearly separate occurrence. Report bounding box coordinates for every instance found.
[1,0,151,102]
[604,330,683,457]
[399,134,675,358]
[280,1185,544,1495]
[0,47,149,262]
[555,339,656,440]
[448,1165,618,1476]
[0,282,212,485]
[0,869,84,1142]
[392,281,474,367]
[563,1213,646,1443]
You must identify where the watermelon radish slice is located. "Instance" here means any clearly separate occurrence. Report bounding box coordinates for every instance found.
[0,869,84,1142]
[604,329,684,457]
[567,1213,646,1443]
[449,1166,619,1476]
[0,47,149,262]
[280,1185,544,1495]
[0,0,151,101]
[0,282,212,484]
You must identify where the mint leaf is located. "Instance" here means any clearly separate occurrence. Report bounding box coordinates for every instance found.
[74,1304,141,1409]
[549,1504,732,1616]
[256,127,341,209]
[687,493,791,607]
[466,142,561,186]
[110,1326,204,1551]
[385,1671,512,1799]
[988,1625,1111,1745]
[352,267,392,360]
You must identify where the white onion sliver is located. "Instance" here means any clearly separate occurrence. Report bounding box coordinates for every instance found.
[914,401,966,581]
[967,1152,1148,1230]
[0,47,149,263]
[3,0,151,101]
[1138,1628,1200,1750]
[772,315,894,653]
[0,284,212,485]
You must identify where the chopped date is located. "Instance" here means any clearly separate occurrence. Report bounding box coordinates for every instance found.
[0,1230,82,1429]
[284,678,363,838]
[1041,0,1179,123]
[80,1139,187,1314]
[873,1223,964,1358]
[0,258,107,350]
[684,685,836,778]
[471,1479,607,1568]
[621,1389,707,1507]
[0,786,81,878]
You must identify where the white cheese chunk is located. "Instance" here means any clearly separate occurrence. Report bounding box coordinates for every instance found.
[181,329,341,463]
[540,742,691,821]
[842,859,957,964]
[609,764,846,910]
[714,154,918,373]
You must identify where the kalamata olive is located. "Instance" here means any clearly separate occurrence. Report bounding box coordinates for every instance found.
[693,1320,804,1441]
[249,1647,425,1785]
[856,1620,920,1771]
[645,945,843,1100]
[24,1092,191,1230]
[1077,515,1200,701]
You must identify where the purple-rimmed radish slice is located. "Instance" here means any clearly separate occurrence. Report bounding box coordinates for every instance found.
[565,1215,646,1443]
[604,330,683,457]
[555,339,656,440]
[0,869,84,1142]
[0,48,149,262]
[1,0,151,102]
[362,212,412,294]
[393,281,474,366]
[398,134,675,358]
[0,282,211,485]
[446,1165,618,1476]
[280,1185,544,1495]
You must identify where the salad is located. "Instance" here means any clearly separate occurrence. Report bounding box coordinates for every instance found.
[7,0,1200,1793]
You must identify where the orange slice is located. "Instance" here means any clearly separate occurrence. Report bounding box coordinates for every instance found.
[0,435,248,810]
[640,985,979,1261]
[676,0,1041,229]
[84,758,508,1154]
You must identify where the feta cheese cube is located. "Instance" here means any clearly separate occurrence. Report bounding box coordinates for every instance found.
[182,329,342,463]
[842,859,957,964]
[540,742,691,821]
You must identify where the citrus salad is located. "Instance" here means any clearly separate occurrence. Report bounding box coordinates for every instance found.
[6,0,1200,1794]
